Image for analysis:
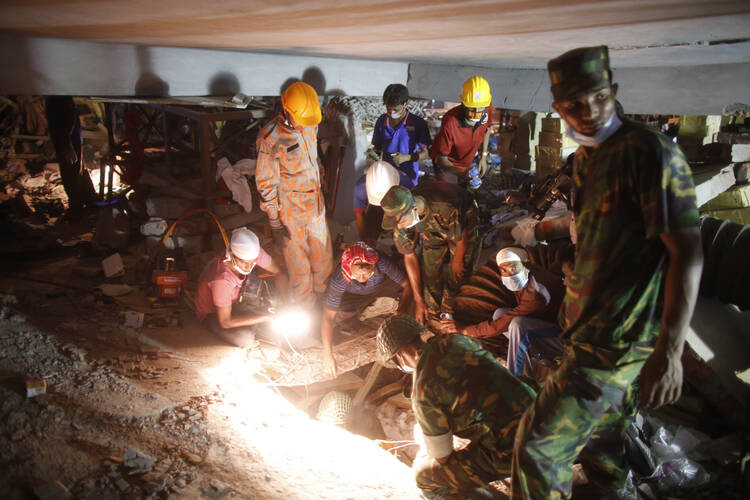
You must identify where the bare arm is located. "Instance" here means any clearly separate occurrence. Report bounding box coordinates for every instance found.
[640,226,703,408]
[450,229,469,281]
[215,304,273,330]
[403,252,427,324]
[395,279,414,315]
[320,307,338,377]
[477,128,491,176]
[436,155,465,178]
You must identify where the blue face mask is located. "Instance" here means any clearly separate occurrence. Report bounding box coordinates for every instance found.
[566,112,622,147]
[502,270,529,291]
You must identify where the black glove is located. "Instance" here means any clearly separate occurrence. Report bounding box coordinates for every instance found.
[269,216,291,249]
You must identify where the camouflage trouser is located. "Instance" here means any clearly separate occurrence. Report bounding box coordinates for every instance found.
[280,211,333,306]
[511,344,649,499]
[421,229,477,317]
[414,437,513,497]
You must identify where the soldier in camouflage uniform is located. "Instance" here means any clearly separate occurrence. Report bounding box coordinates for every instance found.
[380,178,478,326]
[376,315,536,498]
[511,46,704,499]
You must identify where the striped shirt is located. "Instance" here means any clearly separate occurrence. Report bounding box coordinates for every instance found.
[324,251,406,311]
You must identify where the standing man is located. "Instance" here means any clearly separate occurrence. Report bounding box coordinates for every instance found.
[430,76,493,185]
[511,46,703,499]
[368,83,431,187]
[195,227,289,347]
[320,242,413,377]
[380,179,478,328]
[352,160,412,245]
[460,247,565,377]
[256,81,334,307]
[377,315,536,497]
[45,96,98,216]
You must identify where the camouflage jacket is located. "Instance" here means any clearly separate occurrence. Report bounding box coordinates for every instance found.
[562,117,699,366]
[392,177,478,255]
[413,334,536,448]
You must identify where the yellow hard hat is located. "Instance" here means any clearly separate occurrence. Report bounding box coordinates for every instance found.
[281,81,322,127]
[460,76,492,108]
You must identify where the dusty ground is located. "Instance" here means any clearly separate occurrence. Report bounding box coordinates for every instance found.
[0,247,431,500]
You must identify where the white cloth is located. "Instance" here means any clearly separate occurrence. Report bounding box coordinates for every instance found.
[216,157,253,213]
[565,112,622,147]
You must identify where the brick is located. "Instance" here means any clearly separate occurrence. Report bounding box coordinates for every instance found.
[541,118,561,133]
[731,144,750,162]
[700,184,750,211]
[538,131,562,147]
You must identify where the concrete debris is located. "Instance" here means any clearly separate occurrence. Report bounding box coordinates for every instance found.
[32,480,72,500]
[25,376,47,397]
[139,217,169,236]
[145,196,195,220]
[123,311,144,329]
[101,253,124,278]
[122,447,156,473]
[202,478,231,498]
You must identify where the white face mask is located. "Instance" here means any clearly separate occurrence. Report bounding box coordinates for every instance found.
[390,109,405,119]
[402,208,420,229]
[467,117,480,124]
[566,112,622,147]
[226,251,254,276]
[502,270,529,291]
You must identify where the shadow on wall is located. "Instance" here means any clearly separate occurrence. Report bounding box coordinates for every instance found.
[280,66,345,98]
[134,46,169,97]
[0,33,41,94]
[209,72,240,96]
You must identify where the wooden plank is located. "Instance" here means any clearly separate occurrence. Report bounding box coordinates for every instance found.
[367,379,404,404]
[386,393,412,410]
[352,362,381,407]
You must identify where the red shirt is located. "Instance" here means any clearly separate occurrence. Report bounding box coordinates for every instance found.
[195,249,272,321]
[430,105,492,174]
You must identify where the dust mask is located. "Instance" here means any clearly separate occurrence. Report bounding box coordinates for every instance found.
[390,109,405,119]
[566,112,622,147]
[404,208,420,229]
[467,117,480,124]
[502,270,529,291]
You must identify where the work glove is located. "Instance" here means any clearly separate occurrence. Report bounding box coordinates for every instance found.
[269,215,291,250]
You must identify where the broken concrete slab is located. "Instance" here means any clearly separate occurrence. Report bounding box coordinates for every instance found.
[123,447,156,474]
[145,197,195,220]
[101,253,124,278]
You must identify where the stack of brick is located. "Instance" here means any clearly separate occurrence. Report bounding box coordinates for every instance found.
[535,117,563,178]
[699,127,750,225]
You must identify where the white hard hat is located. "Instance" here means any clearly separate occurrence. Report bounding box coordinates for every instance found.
[496,247,528,266]
[230,227,260,261]
[366,161,401,206]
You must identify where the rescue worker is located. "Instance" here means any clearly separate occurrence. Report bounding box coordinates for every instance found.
[321,242,413,377]
[511,46,703,499]
[380,180,478,328]
[195,227,289,348]
[45,96,98,216]
[430,76,493,185]
[367,83,431,186]
[352,160,412,245]
[376,315,536,498]
[460,247,565,377]
[255,81,333,307]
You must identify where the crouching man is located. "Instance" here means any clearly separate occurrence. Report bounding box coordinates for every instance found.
[376,315,536,498]
[321,242,412,377]
[459,247,565,376]
[195,227,289,347]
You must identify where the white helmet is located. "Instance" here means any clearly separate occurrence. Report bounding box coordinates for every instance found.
[496,247,528,267]
[366,161,401,206]
[230,227,260,261]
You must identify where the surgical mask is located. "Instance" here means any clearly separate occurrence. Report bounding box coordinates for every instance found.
[390,109,405,119]
[566,112,622,147]
[226,251,255,276]
[467,117,480,124]
[502,270,529,291]
[403,209,420,229]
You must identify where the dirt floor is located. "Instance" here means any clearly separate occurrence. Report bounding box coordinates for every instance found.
[0,236,435,499]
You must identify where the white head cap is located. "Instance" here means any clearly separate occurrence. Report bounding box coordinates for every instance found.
[496,247,528,267]
[366,160,401,206]
[230,227,260,261]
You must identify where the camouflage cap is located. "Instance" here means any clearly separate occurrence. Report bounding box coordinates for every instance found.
[380,185,414,230]
[376,314,425,365]
[547,46,612,103]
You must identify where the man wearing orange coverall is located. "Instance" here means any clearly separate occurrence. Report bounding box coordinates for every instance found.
[255,82,333,306]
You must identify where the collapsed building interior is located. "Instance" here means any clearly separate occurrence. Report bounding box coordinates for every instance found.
[1,1,750,499]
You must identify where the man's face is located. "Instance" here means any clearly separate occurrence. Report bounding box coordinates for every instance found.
[464,106,486,124]
[396,206,420,230]
[350,263,375,283]
[385,102,407,118]
[498,260,527,277]
[231,252,257,274]
[552,84,617,136]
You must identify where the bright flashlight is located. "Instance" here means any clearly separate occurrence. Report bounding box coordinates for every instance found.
[270,309,311,338]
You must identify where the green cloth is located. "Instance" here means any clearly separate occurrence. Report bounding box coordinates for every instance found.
[413,334,536,495]
[561,118,699,367]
